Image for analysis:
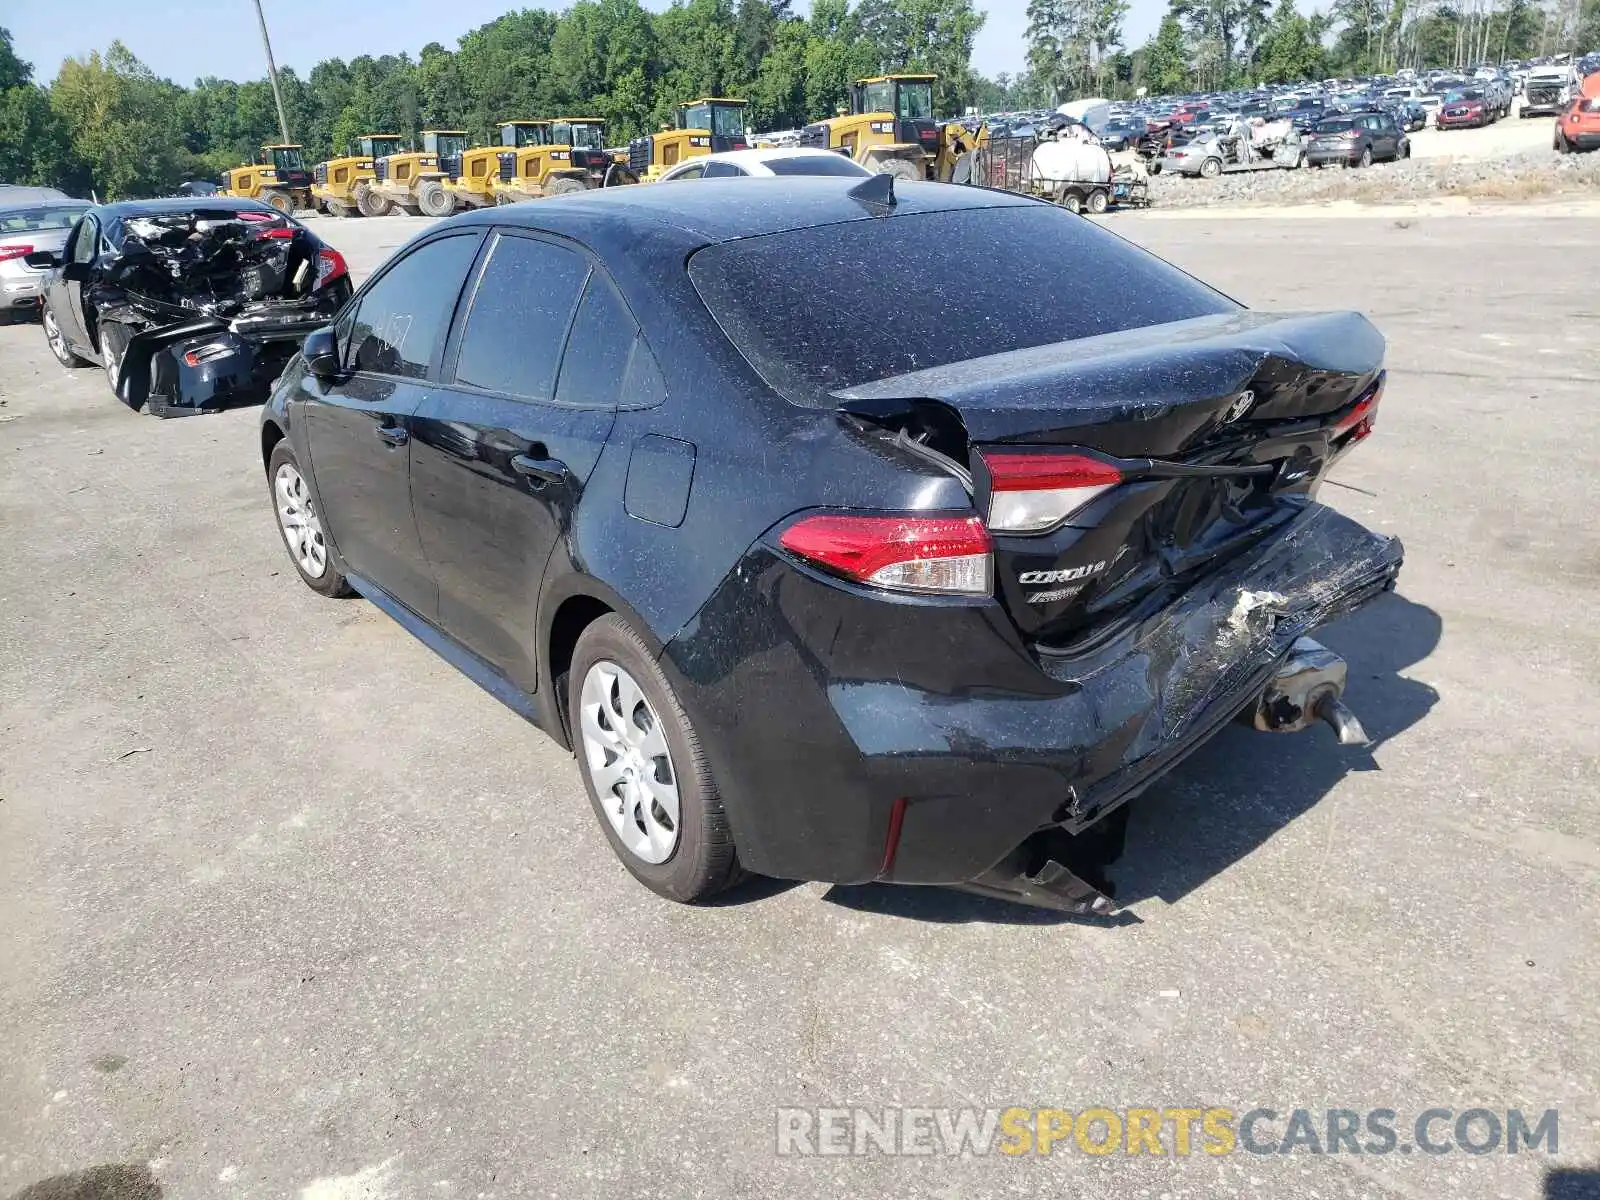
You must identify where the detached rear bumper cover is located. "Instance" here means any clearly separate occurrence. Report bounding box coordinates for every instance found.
[666,503,1401,889]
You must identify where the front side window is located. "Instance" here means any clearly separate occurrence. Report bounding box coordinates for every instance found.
[665,164,705,181]
[451,234,590,402]
[862,81,894,114]
[345,234,482,379]
[897,83,934,120]
[70,217,100,264]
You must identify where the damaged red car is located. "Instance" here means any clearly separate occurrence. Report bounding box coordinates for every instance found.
[34,197,351,416]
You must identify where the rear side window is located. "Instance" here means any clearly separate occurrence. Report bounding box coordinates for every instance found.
[689,204,1237,403]
[553,275,638,409]
[701,161,746,178]
[762,155,870,177]
[452,234,589,401]
[346,233,481,378]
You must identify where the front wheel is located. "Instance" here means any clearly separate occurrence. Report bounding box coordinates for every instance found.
[1555,131,1570,154]
[873,157,920,182]
[268,440,353,598]
[570,614,740,902]
[545,176,588,196]
[259,188,293,215]
[416,180,455,218]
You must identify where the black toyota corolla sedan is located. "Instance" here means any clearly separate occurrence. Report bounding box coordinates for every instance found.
[261,176,1401,912]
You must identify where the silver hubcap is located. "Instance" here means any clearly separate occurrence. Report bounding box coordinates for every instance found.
[274,462,328,578]
[44,310,65,357]
[579,661,680,864]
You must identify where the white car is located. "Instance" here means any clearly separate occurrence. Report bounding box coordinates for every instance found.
[657,147,873,182]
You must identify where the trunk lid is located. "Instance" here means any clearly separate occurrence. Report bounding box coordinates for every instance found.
[833,310,1385,645]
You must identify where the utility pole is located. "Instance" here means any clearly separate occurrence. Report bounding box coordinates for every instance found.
[251,0,293,146]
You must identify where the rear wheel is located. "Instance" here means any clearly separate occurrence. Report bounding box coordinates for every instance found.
[43,306,88,367]
[416,180,455,217]
[1058,186,1083,212]
[545,176,587,196]
[268,441,352,598]
[1555,131,1570,154]
[1086,187,1109,214]
[99,321,130,404]
[259,188,292,215]
[1199,156,1223,178]
[570,614,740,903]
[1359,147,1373,168]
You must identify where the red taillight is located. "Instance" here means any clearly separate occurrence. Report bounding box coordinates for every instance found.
[980,450,1125,534]
[1333,377,1384,443]
[779,513,992,595]
[314,246,348,288]
[254,227,295,240]
[0,244,35,264]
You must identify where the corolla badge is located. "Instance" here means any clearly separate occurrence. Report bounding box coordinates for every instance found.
[1224,390,1255,423]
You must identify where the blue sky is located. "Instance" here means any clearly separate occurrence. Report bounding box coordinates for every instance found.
[6,0,1171,90]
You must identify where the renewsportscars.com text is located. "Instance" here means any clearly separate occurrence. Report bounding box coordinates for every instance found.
[775,1106,1560,1158]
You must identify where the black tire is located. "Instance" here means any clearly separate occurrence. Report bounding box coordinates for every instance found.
[545,176,587,196]
[1359,146,1373,168]
[1555,131,1570,154]
[98,321,131,405]
[874,157,920,182]
[355,183,392,218]
[1199,156,1222,178]
[416,180,454,217]
[259,188,292,215]
[267,440,353,598]
[1086,187,1109,214]
[42,305,88,367]
[569,614,740,903]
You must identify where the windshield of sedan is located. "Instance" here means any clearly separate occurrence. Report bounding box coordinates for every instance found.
[0,204,91,232]
[689,204,1237,403]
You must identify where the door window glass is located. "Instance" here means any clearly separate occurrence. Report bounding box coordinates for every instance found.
[70,217,99,264]
[554,275,638,409]
[452,234,590,402]
[702,161,747,178]
[345,234,481,379]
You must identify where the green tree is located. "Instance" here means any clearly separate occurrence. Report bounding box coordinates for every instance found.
[0,29,82,189]
[49,43,198,198]
[1141,12,1193,93]
[1255,0,1324,81]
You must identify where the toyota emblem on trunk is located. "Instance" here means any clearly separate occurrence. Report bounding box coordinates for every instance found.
[1224,390,1255,423]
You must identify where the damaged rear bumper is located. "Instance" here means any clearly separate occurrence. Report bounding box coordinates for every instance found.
[115,308,331,417]
[665,503,1402,907]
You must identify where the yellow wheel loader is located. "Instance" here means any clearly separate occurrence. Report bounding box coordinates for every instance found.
[625,98,749,181]
[491,119,617,203]
[799,75,942,178]
[220,144,313,213]
[368,130,464,216]
[443,121,550,210]
[312,135,403,217]
[411,130,470,217]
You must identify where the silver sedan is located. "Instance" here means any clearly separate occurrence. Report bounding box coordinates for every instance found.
[0,198,90,322]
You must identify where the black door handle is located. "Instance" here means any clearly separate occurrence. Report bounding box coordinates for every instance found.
[511,452,568,485]
[376,425,409,447]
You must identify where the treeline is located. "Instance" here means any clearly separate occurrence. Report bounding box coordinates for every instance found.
[1018,0,1600,99]
[0,0,984,199]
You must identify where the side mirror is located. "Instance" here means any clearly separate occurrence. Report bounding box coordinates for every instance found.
[23,250,61,270]
[302,326,341,380]
[61,260,90,282]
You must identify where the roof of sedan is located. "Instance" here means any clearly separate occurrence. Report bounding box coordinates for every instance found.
[93,196,280,219]
[448,176,1039,242]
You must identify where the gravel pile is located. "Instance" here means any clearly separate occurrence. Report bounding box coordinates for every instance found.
[1143,148,1600,209]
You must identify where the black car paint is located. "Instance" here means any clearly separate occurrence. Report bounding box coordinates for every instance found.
[262,178,1401,899]
[38,197,349,415]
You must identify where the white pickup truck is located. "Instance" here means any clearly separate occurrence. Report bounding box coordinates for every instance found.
[1522,66,1576,117]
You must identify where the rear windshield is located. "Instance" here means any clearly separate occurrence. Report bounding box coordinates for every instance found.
[0,204,90,232]
[688,203,1237,403]
[762,155,870,177]
[1315,118,1356,132]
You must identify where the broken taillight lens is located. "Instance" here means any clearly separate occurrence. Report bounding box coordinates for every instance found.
[0,244,35,264]
[979,450,1125,534]
[1333,376,1384,444]
[779,514,992,596]
[314,247,348,289]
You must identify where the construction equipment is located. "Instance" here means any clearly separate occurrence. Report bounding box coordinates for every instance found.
[799,75,942,179]
[626,99,749,181]
[491,118,617,203]
[411,130,470,218]
[219,144,313,214]
[367,130,463,216]
[311,135,403,218]
[442,122,549,211]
